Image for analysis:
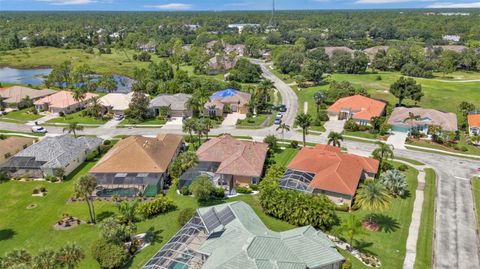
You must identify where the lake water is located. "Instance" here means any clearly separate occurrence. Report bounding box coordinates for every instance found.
[0,67,134,93]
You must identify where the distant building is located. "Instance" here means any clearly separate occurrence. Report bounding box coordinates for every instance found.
[0,86,55,107]
[363,46,389,61]
[327,95,386,125]
[442,35,461,43]
[98,92,135,116]
[388,107,458,134]
[142,201,345,269]
[138,42,156,53]
[227,23,260,33]
[1,135,102,178]
[204,88,251,117]
[323,46,354,58]
[0,137,35,165]
[34,90,98,114]
[149,93,192,118]
[205,55,237,75]
[439,12,470,16]
[430,45,467,53]
[184,24,200,31]
[468,114,480,136]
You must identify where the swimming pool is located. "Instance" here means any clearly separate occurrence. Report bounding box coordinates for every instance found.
[168,261,187,269]
[96,188,139,197]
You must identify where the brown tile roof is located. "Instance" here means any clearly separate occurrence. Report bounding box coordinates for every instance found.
[0,86,55,104]
[196,135,268,178]
[468,114,480,127]
[34,90,98,109]
[388,107,458,131]
[327,95,386,121]
[90,134,182,173]
[287,144,379,196]
[324,46,354,58]
[0,137,35,164]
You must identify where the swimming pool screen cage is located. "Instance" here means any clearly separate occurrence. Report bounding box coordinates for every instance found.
[279,169,315,192]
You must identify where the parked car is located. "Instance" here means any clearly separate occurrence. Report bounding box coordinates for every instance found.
[274,118,282,125]
[279,105,287,112]
[276,113,283,120]
[31,126,47,133]
[113,114,124,121]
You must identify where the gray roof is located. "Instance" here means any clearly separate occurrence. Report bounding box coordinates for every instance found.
[14,135,102,169]
[149,93,191,111]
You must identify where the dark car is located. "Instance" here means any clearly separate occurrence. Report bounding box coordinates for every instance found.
[279,104,287,112]
[274,118,282,125]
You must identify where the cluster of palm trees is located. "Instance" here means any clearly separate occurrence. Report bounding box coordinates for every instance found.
[182,117,214,144]
[0,242,84,269]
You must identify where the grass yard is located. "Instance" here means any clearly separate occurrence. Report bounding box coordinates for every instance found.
[46,111,107,125]
[393,157,425,166]
[407,135,480,157]
[414,168,437,269]
[343,131,378,140]
[335,161,418,269]
[273,148,299,167]
[0,108,43,123]
[472,177,480,231]
[236,114,272,129]
[0,129,44,137]
[121,118,166,125]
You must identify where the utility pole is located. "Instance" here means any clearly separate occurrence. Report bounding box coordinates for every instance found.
[268,0,276,29]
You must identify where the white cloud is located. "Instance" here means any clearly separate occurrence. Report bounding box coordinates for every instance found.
[225,2,252,7]
[37,0,97,5]
[427,1,480,8]
[144,3,192,10]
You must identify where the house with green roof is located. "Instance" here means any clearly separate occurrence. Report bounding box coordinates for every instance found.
[142,201,344,269]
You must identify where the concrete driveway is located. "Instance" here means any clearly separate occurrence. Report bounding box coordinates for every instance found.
[221,113,245,127]
[163,117,183,129]
[386,131,408,150]
[323,116,345,134]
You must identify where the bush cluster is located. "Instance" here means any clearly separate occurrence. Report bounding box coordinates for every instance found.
[135,197,176,218]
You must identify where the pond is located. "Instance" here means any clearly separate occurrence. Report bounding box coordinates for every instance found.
[0,67,134,93]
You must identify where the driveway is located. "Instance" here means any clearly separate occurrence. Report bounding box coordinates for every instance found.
[101,118,123,129]
[162,117,183,129]
[386,131,407,150]
[221,113,245,127]
[27,113,59,126]
[323,116,345,134]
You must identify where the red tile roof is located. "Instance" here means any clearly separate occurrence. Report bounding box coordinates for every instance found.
[196,135,268,178]
[327,95,386,121]
[468,114,480,127]
[287,144,379,196]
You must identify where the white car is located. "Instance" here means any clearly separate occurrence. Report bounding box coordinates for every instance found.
[31,126,47,133]
[113,114,124,121]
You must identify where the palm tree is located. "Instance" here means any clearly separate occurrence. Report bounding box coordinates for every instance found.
[116,200,139,224]
[200,118,213,139]
[371,142,394,163]
[336,215,365,250]
[355,180,391,224]
[276,123,290,140]
[295,113,312,147]
[380,169,408,197]
[56,242,84,269]
[1,249,32,268]
[183,118,197,142]
[33,248,58,269]
[87,96,103,119]
[327,131,344,147]
[403,112,421,134]
[63,122,84,138]
[74,175,97,224]
[72,89,86,103]
[313,92,325,115]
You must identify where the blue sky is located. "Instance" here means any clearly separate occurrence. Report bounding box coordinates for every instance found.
[1,0,480,11]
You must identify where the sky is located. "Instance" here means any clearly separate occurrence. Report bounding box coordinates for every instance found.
[1,0,480,11]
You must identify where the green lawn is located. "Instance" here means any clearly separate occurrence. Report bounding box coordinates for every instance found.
[414,168,437,269]
[273,148,299,167]
[46,111,107,125]
[0,129,44,137]
[335,162,418,269]
[120,118,166,125]
[407,135,480,157]
[236,114,272,129]
[472,177,480,231]
[0,109,43,123]
[343,131,378,140]
[393,157,425,166]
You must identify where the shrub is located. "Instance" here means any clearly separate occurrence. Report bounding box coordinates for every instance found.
[398,164,409,171]
[180,186,191,196]
[342,258,353,269]
[263,135,278,152]
[236,186,253,194]
[335,203,349,212]
[177,208,196,226]
[103,140,112,146]
[59,111,65,117]
[316,110,329,122]
[86,150,99,162]
[290,140,299,149]
[32,188,40,194]
[212,187,225,198]
[460,146,468,152]
[375,75,382,81]
[135,197,176,218]
[249,184,259,191]
[0,171,8,182]
[343,119,358,132]
[92,240,128,269]
[189,176,214,202]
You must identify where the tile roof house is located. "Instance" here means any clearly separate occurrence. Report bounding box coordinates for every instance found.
[90,134,183,196]
[149,93,192,118]
[34,90,98,114]
[327,95,386,125]
[204,88,251,117]
[281,144,379,207]
[179,135,268,194]
[143,201,344,269]
[468,114,480,136]
[324,46,354,58]
[0,86,55,106]
[1,135,102,178]
[98,92,135,115]
[363,46,390,61]
[0,137,35,164]
[388,107,458,134]
[205,55,237,75]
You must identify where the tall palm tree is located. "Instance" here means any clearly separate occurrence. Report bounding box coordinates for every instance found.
[56,242,84,269]
[295,113,312,147]
[74,175,97,224]
[116,200,139,224]
[182,118,197,142]
[87,96,103,119]
[72,89,86,103]
[380,169,408,197]
[201,118,213,139]
[327,131,344,147]
[371,142,394,163]
[313,92,325,115]
[355,180,391,224]
[336,215,365,250]
[403,112,421,133]
[1,249,32,268]
[63,122,84,138]
[33,248,58,269]
[276,123,290,140]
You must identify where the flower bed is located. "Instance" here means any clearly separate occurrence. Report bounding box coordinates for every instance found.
[328,235,382,267]
[53,214,85,230]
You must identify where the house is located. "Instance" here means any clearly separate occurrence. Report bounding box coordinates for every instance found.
[442,35,461,43]
[431,45,467,53]
[327,95,386,125]
[205,55,237,75]
[227,23,260,33]
[0,135,102,178]
[0,86,55,107]
[98,92,135,116]
[89,134,183,196]
[363,46,389,61]
[280,144,379,207]
[324,46,354,58]
[0,137,35,164]
[34,90,98,114]
[179,135,268,194]
[468,114,480,136]
[204,88,251,117]
[142,201,345,269]
[388,107,458,134]
[224,44,246,56]
[149,93,192,118]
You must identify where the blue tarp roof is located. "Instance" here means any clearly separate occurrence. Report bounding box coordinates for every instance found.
[211,88,238,99]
